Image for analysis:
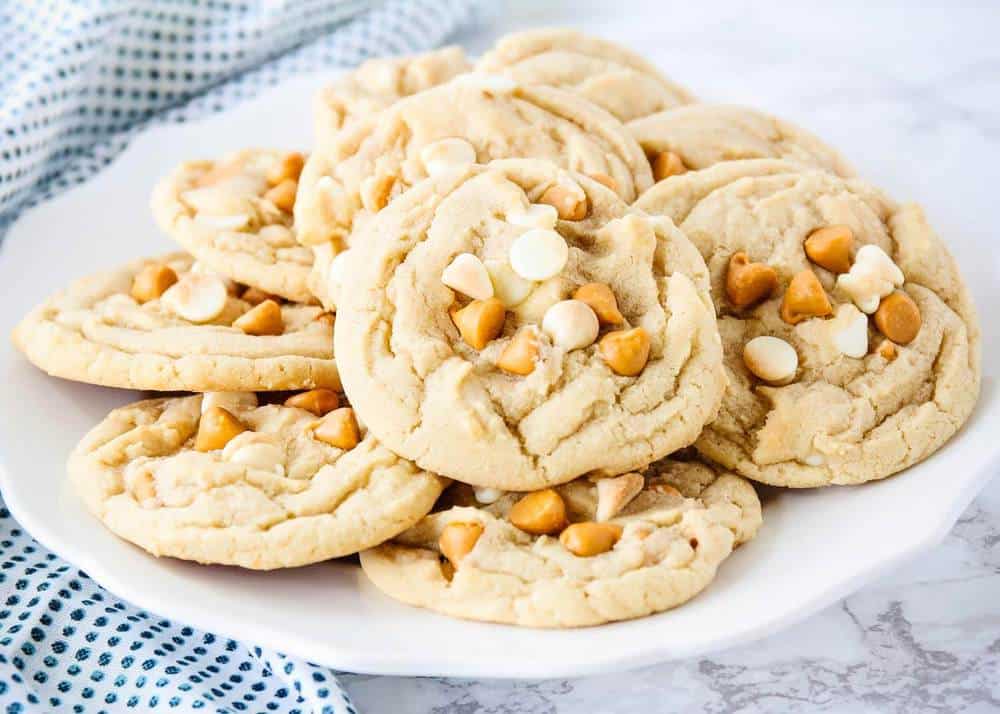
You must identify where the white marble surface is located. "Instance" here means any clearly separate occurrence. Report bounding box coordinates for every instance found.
[342,1,1000,710]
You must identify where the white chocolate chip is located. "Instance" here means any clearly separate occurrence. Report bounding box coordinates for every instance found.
[201,392,258,415]
[743,335,798,383]
[803,452,825,467]
[509,228,569,281]
[831,303,869,358]
[161,272,228,323]
[542,299,599,351]
[836,244,904,314]
[595,472,644,522]
[474,487,504,504]
[222,432,285,476]
[420,138,476,177]
[506,203,558,230]
[327,249,352,295]
[485,259,534,307]
[441,253,494,300]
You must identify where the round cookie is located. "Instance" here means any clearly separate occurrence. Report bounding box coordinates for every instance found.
[477,28,695,123]
[13,253,339,392]
[294,71,653,248]
[636,163,980,487]
[360,458,762,628]
[334,159,725,490]
[627,104,855,179]
[151,149,316,303]
[313,45,471,148]
[69,393,446,569]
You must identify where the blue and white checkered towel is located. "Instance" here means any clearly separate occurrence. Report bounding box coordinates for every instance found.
[0,1,479,711]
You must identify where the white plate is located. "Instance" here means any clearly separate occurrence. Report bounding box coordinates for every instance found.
[1,73,997,680]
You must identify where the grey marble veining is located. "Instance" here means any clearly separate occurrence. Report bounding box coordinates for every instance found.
[343,2,1000,710]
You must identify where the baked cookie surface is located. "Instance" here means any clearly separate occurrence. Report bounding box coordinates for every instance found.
[477,28,695,123]
[152,149,315,303]
[13,253,339,392]
[360,458,761,628]
[294,71,653,248]
[313,46,471,147]
[636,163,980,486]
[334,160,725,490]
[627,104,855,180]
[70,393,446,569]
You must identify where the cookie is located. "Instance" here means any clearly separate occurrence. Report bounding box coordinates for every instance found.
[69,393,446,569]
[360,458,761,627]
[294,71,654,272]
[477,28,695,123]
[151,149,316,303]
[13,253,339,392]
[313,46,471,148]
[627,104,855,179]
[635,163,980,486]
[334,159,725,490]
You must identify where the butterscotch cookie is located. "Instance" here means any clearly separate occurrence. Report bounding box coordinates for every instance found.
[360,458,761,627]
[152,149,315,303]
[13,253,339,392]
[334,159,725,490]
[70,393,446,569]
[295,74,654,308]
[635,162,980,486]
[477,28,695,122]
[313,45,471,147]
[628,104,855,180]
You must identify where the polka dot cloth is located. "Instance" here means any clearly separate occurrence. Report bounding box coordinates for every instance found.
[0,503,358,713]
[0,0,480,235]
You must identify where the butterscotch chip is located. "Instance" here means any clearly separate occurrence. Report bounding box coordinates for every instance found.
[130,264,178,304]
[651,150,686,182]
[195,406,247,452]
[508,489,566,535]
[497,327,540,375]
[264,179,297,213]
[725,252,777,309]
[266,152,305,186]
[313,408,360,450]
[233,299,284,336]
[241,286,278,306]
[599,327,651,376]
[804,225,853,274]
[284,388,340,416]
[780,269,832,324]
[438,522,484,568]
[874,291,921,344]
[539,184,588,221]
[559,522,623,556]
[573,282,623,325]
[450,298,506,350]
[878,339,898,362]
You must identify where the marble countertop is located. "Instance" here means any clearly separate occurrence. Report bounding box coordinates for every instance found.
[342,1,1000,710]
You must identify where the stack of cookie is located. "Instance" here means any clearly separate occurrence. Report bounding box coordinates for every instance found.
[13,29,980,628]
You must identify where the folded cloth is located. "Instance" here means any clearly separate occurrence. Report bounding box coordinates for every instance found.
[0,1,479,711]
[0,0,480,235]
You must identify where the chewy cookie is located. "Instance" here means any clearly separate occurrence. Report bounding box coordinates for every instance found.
[294,72,654,276]
[70,393,446,569]
[313,45,471,148]
[334,159,725,490]
[636,163,980,486]
[152,149,315,304]
[360,458,761,627]
[477,28,695,123]
[627,104,855,180]
[13,253,339,392]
